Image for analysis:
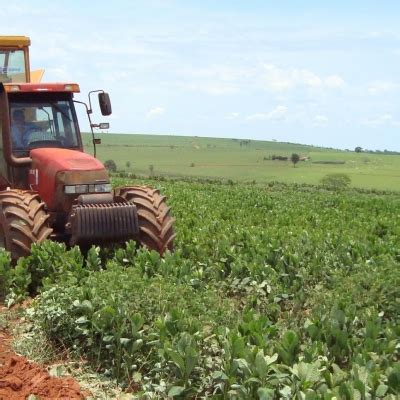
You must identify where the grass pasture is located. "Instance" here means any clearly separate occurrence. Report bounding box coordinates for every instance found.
[83,133,400,191]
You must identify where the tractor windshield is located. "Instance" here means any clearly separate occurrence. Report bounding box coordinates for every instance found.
[9,98,80,152]
[0,49,27,83]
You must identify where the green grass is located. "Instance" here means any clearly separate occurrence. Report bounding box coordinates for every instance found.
[83,133,400,191]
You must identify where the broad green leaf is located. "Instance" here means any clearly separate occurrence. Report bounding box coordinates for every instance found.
[212,371,228,380]
[168,386,185,397]
[375,384,388,397]
[265,353,278,366]
[132,372,142,383]
[255,349,268,378]
[353,379,365,398]
[233,358,250,373]
[184,346,198,377]
[167,350,185,373]
[75,316,88,324]
[294,362,321,384]
[257,387,274,400]
[120,338,131,346]
[279,385,292,398]
[388,368,400,391]
[339,383,351,400]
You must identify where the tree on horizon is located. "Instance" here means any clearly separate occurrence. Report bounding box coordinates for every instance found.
[291,153,300,168]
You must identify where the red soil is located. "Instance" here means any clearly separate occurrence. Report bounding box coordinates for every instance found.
[0,330,86,400]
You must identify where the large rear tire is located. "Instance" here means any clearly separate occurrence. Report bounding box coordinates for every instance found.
[115,185,176,254]
[0,190,52,261]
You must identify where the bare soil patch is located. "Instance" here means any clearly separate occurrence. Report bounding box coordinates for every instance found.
[0,307,87,400]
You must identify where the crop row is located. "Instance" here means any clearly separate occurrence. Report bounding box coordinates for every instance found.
[1,179,399,398]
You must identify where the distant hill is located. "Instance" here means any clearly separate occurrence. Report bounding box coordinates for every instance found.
[82,133,400,191]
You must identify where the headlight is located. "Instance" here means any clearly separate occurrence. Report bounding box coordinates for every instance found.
[94,183,112,193]
[65,184,88,194]
[64,183,112,194]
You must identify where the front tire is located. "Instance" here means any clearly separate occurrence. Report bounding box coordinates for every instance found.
[0,190,52,260]
[115,185,176,254]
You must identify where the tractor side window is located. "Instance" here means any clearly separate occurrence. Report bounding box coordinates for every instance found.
[55,105,78,147]
[0,50,26,83]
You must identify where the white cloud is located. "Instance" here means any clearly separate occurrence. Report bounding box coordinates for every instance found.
[226,112,240,120]
[182,82,237,95]
[368,81,398,95]
[146,106,165,119]
[263,64,294,91]
[324,75,345,88]
[313,114,328,126]
[189,66,251,82]
[178,63,345,98]
[362,113,400,127]
[262,64,345,92]
[45,66,69,81]
[246,105,288,121]
[302,70,323,87]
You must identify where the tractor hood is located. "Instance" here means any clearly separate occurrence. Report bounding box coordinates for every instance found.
[29,148,109,210]
[30,148,105,171]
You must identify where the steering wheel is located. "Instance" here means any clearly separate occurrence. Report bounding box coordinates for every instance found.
[23,127,65,148]
[27,139,63,149]
[23,127,43,146]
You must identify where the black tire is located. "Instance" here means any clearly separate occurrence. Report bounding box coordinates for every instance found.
[0,190,52,260]
[115,185,176,254]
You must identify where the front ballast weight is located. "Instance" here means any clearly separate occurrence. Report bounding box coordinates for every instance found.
[66,186,176,253]
[66,201,139,246]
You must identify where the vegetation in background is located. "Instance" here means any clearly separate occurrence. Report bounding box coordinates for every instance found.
[104,159,117,172]
[290,153,300,167]
[82,133,400,191]
[320,173,352,190]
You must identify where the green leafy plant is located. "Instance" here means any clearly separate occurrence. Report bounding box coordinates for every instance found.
[320,173,351,190]
[6,177,398,397]
[104,159,117,172]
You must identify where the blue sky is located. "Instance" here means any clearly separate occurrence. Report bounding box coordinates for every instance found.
[2,0,400,150]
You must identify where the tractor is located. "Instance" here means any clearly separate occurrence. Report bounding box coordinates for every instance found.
[0,36,175,260]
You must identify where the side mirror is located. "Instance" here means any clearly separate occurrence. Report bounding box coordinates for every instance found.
[98,92,112,116]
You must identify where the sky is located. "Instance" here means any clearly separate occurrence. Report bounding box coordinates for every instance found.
[1,0,400,151]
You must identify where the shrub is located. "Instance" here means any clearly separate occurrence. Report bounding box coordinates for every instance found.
[291,153,300,167]
[312,160,346,165]
[104,159,117,172]
[320,173,351,190]
[149,164,155,176]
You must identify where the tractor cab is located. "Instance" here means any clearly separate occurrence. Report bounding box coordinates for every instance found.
[0,82,111,194]
[0,36,31,83]
[8,85,81,155]
[0,83,84,180]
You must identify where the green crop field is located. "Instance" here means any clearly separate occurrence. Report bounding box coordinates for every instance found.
[1,177,399,398]
[83,133,400,191]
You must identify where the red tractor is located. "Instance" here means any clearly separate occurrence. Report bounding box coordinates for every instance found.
[0,38,175,260]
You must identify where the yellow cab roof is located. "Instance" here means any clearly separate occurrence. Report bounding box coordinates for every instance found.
[0,36,31,47]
